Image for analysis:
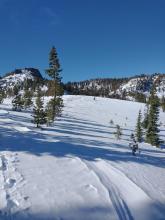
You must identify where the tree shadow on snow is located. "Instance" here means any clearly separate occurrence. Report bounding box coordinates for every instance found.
[0,123,164,169]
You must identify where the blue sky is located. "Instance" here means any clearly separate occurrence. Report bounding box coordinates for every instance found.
[0,0,164,82]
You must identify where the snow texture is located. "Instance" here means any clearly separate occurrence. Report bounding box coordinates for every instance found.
[0,95,165,220]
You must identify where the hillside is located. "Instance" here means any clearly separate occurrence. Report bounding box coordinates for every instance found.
[0,68,53,98]
[0,95,165,220]
[65,73,165,101]
[0,68,43,90]
[1,70,165,104]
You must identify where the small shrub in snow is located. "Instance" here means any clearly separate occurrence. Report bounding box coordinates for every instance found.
[110,119,114,125]
[114,125,122,140]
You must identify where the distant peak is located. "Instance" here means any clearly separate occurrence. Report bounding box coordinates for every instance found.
[4,68,43,79]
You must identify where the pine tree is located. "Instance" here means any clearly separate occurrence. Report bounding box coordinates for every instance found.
[23,88,33,109]
[114,125,122,140]
[13,85,19,96]
[12,94,23,111]
[33,88,46,128]
[0,90,5,104]
[142,103,149,129]
[45,99,54,126]
[161,96,165,112]
[135,110,143,142]
[146,87,160,147]
[45,47,64,123]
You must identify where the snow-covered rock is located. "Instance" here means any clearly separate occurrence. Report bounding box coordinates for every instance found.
[0,68,43,90]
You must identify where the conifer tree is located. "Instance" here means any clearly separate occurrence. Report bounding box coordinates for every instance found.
[146,87,160,147]
[135,110,143,142]
[23,88,33,109]
[0,90,5,104]
[13,85,19,96]
[161,96,165,112]
[45,46,64,123]
[33,88,46,128]
[12,94,23,111]
[45,99,55,126]
[114,125,122,140]
[142,104,149,129]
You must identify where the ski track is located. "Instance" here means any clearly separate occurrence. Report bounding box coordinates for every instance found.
[0,151,31,220]
[82,159,163,220]
[83,159,133,220]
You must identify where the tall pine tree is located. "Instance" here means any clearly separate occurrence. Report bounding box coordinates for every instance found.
[135,110,143,142]
[45,47,63,123]
[146,87,160,147]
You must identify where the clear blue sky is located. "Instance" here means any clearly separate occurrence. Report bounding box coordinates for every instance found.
[0,0,164,82]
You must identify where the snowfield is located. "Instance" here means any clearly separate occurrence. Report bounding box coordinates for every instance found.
[0,95,165,220]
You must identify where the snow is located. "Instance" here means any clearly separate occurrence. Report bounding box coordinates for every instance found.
[4,70,34,84]
[0,69,34,89]
[119,75,165,98]
[0,95,165,220]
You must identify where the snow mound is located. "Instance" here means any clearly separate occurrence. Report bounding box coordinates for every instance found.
[0,109,9,115]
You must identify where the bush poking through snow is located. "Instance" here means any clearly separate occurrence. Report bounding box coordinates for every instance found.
[114,124,122,140]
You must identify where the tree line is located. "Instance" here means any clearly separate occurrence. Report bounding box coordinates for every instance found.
[135,87,162,147]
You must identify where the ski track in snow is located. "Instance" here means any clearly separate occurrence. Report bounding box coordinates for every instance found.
[83,159,164,220]
[83,159,133,220]
[0,152,30,219]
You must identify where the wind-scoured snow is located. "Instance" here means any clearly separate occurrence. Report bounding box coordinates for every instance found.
[0,95,165,220]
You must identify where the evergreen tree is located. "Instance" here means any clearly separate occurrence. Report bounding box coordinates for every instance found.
[161,96,165,112]
[146,87,160,147]
[142,104,149,129]
[33,88,46,128]
[13,85,19,96]
[12,94,23,111]
[114,125,122,140]
[45,99,55,126]
[45,47,64,123]
[23,88,33,109]
[135,110,143,142]
[0,90,5,104]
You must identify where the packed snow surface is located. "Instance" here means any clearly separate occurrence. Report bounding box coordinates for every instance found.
[0,95,165,220]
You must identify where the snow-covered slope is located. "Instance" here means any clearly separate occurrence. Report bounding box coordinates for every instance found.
[0,68,43,89]
[65,73,165,99]
[0,95,165,220]
[118,74,165,98]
